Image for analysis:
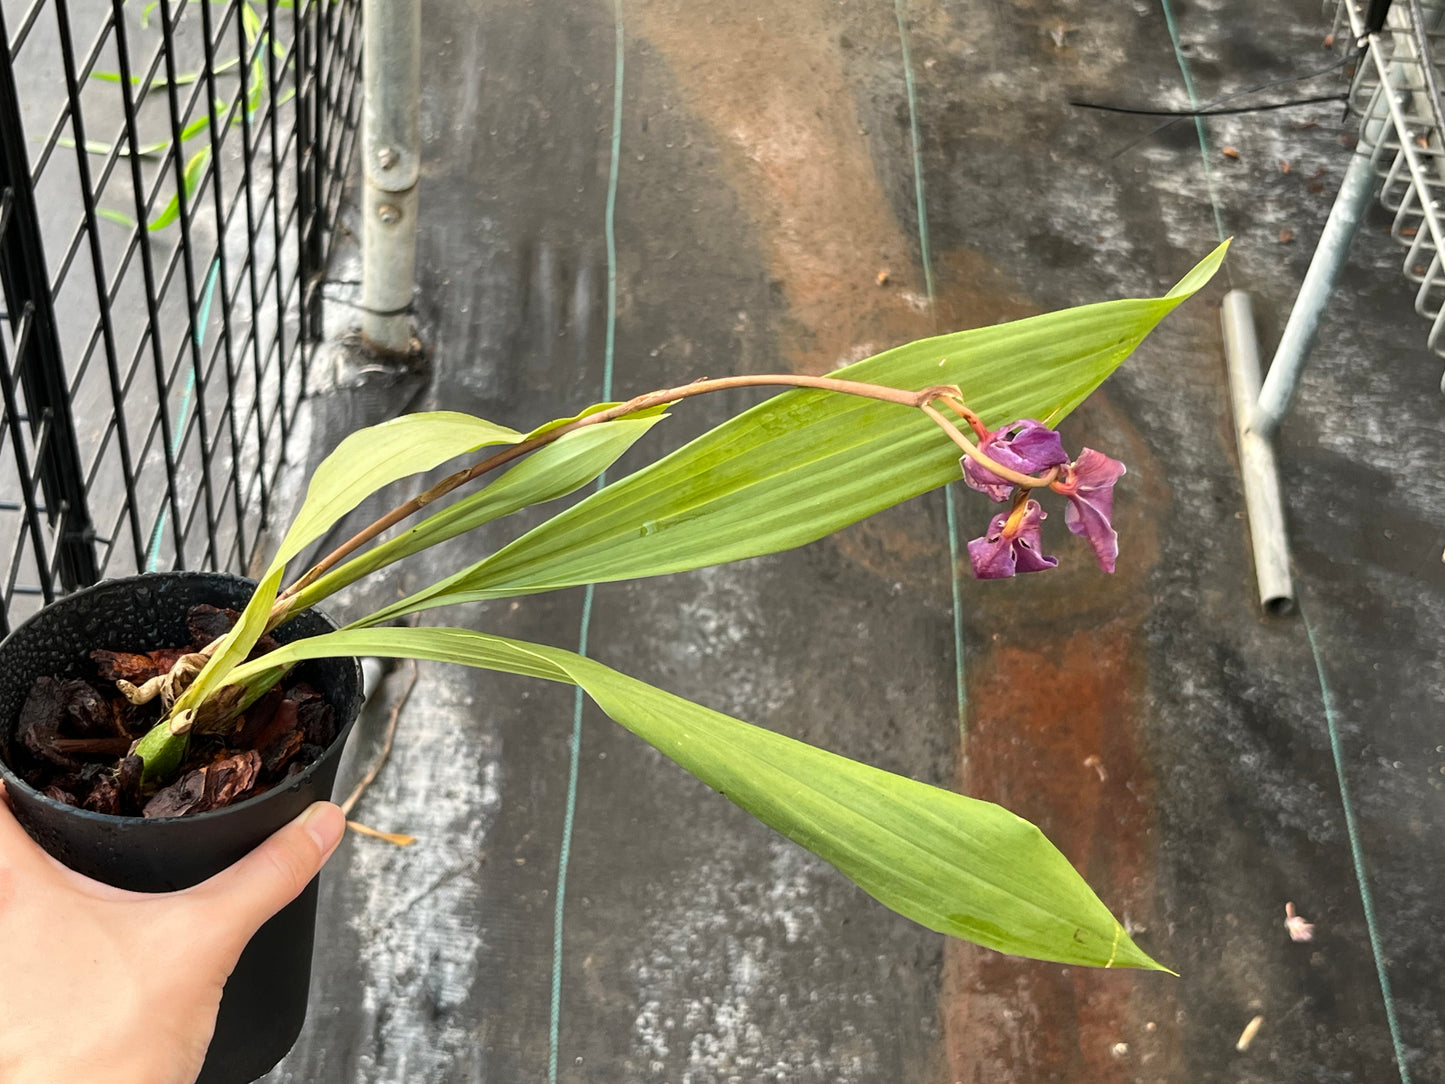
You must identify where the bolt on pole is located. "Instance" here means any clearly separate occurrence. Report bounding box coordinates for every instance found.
[361,0,420,353]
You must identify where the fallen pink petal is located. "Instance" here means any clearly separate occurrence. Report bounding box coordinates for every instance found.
[1284,901,1315,942]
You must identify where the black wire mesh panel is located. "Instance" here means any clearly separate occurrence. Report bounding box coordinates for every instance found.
[0,0,361,635]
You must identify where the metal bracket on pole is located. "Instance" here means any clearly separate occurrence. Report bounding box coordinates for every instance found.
[361,0,420,354]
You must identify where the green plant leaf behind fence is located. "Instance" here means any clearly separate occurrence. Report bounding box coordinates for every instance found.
[89,58,236,89]
[80,101,230,231]
[288,414,667,613]
[97,208,139,229]
[361,243,1226,623]
[227,626,1165,971]
[60,133,169,158]
[165,412,525,731]
[146,147,210,231]
[241,0,262,42]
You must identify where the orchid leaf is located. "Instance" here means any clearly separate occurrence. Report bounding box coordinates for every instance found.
[152,413,525,763]
[267,412,525,573]
[522,399,669,441]
[360,243,1226,623]
[97,139,215,233]
[227,626,1165,971]
[179,105,229,144]
[288,414,667,613]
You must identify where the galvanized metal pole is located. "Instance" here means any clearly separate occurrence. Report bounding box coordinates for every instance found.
[1252,148,1376,437]
[1222,290,1295,615]
[361,0,420,353]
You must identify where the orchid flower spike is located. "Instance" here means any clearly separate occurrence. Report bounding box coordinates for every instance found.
[967,499,1057,579]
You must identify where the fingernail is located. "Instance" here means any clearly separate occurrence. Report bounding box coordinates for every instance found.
[298,801,345,853]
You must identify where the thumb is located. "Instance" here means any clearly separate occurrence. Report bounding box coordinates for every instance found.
[184,801,346,952]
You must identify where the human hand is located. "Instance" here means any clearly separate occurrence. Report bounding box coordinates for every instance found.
[0,784,345,1084]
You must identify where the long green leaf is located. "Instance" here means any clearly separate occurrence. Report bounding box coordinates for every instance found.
[521,399,659,440]
[269,412,525,572]
[360,244,1226,624]
[288,414,667,613]
[228,626,1164,970]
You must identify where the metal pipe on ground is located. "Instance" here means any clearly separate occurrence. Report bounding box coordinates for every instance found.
[361,0,420,354]
[1253,143,1377,437]
[1222,290,1295,615]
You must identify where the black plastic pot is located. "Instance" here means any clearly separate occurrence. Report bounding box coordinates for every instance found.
[0,572,362,1084]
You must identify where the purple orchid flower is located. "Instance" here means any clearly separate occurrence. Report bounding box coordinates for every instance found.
[967,499,1057,579]
[1054,448,1126,573]
[962,419,1070,502]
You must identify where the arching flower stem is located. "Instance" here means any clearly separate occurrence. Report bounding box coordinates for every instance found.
[919,399,1061,490]
[274,377,1057,627]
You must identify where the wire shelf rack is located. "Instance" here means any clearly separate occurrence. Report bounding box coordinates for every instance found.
[1336,0,1445,376]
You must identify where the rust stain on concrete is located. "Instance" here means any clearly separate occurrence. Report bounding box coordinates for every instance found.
[938,394,1177,1082]
[942,621,1176,1083]
[631,0,922,371]
[630,4,1181,1077]
[630,0,1026,374]
[632,0,1038,597]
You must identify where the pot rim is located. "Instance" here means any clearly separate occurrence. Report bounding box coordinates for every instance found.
[0,571,360,828]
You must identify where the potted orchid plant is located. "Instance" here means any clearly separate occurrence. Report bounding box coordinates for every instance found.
[0,243,1226,1081]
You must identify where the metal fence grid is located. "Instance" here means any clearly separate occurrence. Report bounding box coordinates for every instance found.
[0,0,361,634]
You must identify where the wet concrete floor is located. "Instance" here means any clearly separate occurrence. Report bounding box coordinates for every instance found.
[264,0,1444,1080]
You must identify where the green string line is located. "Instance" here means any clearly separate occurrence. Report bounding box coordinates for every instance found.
[893,0,964,732]
[549,2,623,1079]
[144,257,220,571]
[1159,2,1403,1071]
[1301,600,1412,1083]
[1158,0,1230,250]
[894,0,934,306]
[943,485,967,731]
